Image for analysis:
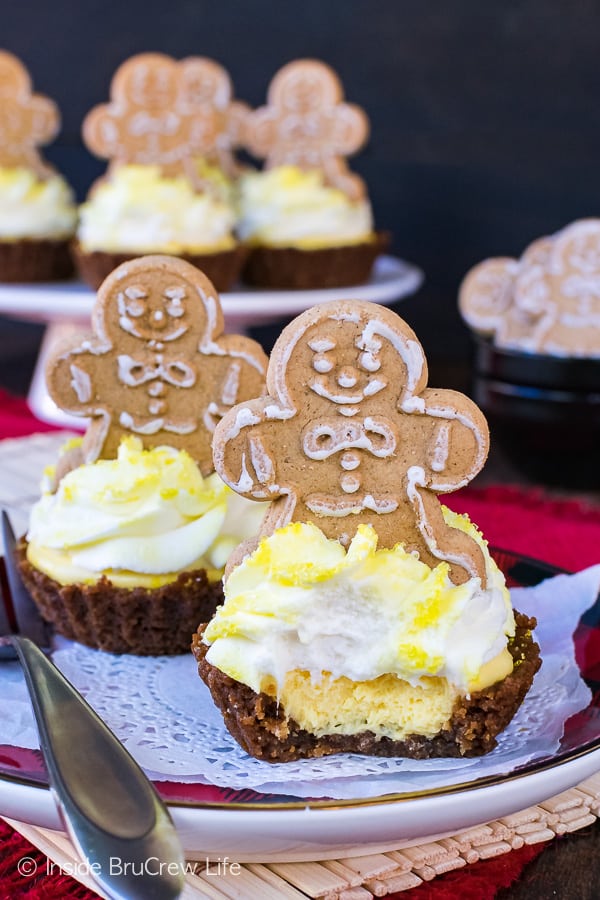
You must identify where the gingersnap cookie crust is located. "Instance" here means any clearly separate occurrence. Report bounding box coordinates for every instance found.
[18,538,223,656]
[192,612,541,761]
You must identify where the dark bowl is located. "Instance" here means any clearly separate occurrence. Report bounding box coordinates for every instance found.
[470,338,600,488]
[473,336,600,392]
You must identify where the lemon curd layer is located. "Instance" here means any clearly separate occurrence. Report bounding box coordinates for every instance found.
[27,437,267,589]
[0,167,77,240]
[77,164,237,254]
[236,165,374,249]
[204,518,515,741]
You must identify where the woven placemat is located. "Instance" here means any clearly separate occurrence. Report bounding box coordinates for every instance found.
[4,771,600,899]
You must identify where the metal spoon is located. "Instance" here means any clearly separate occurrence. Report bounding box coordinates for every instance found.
[1,514,185,899]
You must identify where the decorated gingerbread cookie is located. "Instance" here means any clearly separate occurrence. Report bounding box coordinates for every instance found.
[459,220,600,356]
[213,300,490,586]
[46,255,268,474]
[0,50,60,177]
[83,52,247,189]
[243,59,369,200]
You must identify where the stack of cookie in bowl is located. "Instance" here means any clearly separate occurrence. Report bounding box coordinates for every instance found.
[459,218,600,488]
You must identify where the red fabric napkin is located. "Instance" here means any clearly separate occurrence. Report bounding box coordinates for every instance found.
[0,390,598,899]
[0,389,61,440]
[446,485,600,573]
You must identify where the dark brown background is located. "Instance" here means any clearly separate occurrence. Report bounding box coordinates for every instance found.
[3,0,600,390]
[1,3,600,893]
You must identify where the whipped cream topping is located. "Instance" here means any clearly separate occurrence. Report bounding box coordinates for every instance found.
[236,165,374,248]
[77,164,237,254]
[0,167,77,240]
[27,437,266,586]
[204,513,515,694]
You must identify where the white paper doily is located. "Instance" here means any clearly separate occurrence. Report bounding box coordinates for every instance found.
[1,566,599,801]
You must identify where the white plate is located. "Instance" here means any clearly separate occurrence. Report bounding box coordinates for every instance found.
[2,545,599,862]
[1,746,600,862]
[0,254,423,331]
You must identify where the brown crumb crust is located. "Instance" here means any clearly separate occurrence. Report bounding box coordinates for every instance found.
[192,612,541,761]
[0,238,74,282]
[240,232,390,290]
[17,539,223,656]
[71,240,248,292]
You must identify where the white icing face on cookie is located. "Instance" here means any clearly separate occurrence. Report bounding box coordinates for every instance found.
[305,327,389,414]
[126,57,177,111]
[114,279,193,344]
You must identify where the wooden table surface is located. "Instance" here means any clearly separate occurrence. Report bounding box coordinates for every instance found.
[1,314,599,899]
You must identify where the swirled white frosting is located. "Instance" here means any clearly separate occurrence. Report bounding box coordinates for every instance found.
[0,167,77,240]
[205,515,513,692]
[236,165,374,248]
[27,437,266,588]
[203,516,517,739]
[77,164,236,253]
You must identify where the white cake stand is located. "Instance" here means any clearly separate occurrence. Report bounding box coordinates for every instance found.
[0,255,423,427]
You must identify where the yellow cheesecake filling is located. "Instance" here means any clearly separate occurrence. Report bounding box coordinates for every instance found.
[77,164,237,254]
[0,166,77,240]
[204,518,515,741]
[27,437,267,589]
[236,165,375,249]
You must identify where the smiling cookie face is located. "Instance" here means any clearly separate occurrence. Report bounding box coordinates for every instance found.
[290,315,413,416]
[123,56,178,111]
[100,267,201,348]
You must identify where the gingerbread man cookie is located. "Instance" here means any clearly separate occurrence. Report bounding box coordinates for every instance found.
[213,300,490,586]
[243,59,369,200]
[46,255,267,474]
[459,221,600,356]
[83,52,247,190]
[0,50,60,177]
[179,56,249,176]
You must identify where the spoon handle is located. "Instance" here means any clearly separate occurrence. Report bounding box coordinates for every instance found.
[12,636,184,900]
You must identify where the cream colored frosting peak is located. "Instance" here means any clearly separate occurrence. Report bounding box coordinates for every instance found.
[203,516,516,740]
[77,164,236,253]
[236,165,374,248]
[0,166,77,240]
[204,515,514,693]
[27,437,266,588]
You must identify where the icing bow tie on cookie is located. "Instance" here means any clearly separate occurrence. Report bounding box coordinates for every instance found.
[118,355,196,388]
[213,300,491,587]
